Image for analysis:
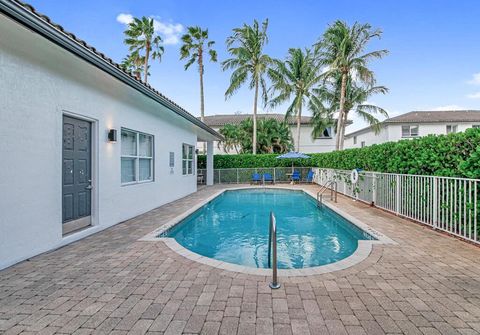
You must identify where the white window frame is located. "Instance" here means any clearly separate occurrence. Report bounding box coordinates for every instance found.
[121,128,154,185]
[314,127,333,139]
[402,125,419,138]
[446,124,458,134]
[182,143,195,176]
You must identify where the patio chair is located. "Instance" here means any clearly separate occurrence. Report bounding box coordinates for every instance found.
[263,173,274,184]
[251,173,262,184]
[291,170,301,183]
[306,170,315,183]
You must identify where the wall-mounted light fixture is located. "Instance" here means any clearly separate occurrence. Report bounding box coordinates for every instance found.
[107,129,117,142]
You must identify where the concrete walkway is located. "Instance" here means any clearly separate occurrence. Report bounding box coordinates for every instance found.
[1,185,480,334]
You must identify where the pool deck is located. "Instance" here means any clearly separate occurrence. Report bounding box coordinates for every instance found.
[1,184,480,334]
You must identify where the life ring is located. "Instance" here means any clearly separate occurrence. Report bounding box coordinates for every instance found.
[350,169,359,184]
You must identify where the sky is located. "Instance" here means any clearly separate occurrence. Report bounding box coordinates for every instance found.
[28,0,480,132]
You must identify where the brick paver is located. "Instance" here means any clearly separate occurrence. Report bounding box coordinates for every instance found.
[1,184,480,334]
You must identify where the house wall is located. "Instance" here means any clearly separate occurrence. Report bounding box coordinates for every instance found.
[201,125,336,154]
[344,126,388,148]
[0,15,200,270]
[345,122,480,149]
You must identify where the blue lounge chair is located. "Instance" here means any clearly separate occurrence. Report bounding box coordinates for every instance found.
[291,170,301,183]
[251,173,262,184]
[306,170,315,183]
[263,173,274,184]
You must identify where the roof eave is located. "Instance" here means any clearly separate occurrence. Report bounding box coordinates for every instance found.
[0,0,222,140]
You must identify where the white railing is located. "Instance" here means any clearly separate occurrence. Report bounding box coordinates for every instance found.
[315,168,479,245]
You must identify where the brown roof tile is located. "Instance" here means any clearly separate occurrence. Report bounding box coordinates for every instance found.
[202,114,314,127]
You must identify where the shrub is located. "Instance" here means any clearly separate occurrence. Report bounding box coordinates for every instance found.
[198,128,480,178]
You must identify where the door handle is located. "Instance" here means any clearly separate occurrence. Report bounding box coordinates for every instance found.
[86,180,92,190]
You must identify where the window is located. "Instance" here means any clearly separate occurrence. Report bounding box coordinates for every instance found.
[402,125,419,138]
[315,127,332,139]
[121,128,154,184]
[353,136,357,145]
[182,143,194,175]
[473,125,480,128]
[446,125,458,134]
[361,141,366,148]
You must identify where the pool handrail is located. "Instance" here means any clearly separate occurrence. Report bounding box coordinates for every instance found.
[317,179,338,206]
[268,211,280,289]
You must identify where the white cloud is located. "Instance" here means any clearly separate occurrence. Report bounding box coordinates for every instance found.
[116,13,133,25]
[430,104,465,111]
[468,72,480,85]
[467,92,480,99]
[116,13,184,45]
[152,18,184,45]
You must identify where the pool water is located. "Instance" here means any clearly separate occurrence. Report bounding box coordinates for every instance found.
[165,189,375,269]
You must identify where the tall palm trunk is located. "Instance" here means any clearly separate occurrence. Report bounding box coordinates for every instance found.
[335,72,347,150]
[296,103,302,152]
[198,48,206,153]
[339,111,348,150]
[144,41,150,83]
[252,79,259,155]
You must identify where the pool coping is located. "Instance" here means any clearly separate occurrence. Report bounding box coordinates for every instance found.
[140,185,397,277]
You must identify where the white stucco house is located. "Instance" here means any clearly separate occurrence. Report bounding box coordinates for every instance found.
[344,110,480,149]
[0,1,221,270]
[199,113,338,154]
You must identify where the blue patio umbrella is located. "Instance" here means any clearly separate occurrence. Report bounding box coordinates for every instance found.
[276,151,311,173]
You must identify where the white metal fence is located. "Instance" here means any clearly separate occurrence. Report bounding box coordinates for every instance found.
[315,168,479,245]
[198,166,480,245]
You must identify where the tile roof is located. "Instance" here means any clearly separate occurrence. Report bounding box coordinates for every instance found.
[201,113,314,127]
[1,0,221,139]
[386,110,480,123]
[345,110,480,137]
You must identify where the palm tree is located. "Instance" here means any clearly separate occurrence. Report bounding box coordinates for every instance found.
[180,26,217,124]
[310,73,388,142]
[121,51,144,80]
[316,20,388,150]
[268,48,322,152]
[124,16,164,84]
[222,19,272,155]
[218,123,242,153]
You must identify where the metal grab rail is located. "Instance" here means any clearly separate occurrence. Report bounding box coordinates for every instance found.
[268,212,280,289]
[317,180,338,206]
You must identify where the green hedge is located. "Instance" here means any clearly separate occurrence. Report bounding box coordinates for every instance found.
[198,128,480,179]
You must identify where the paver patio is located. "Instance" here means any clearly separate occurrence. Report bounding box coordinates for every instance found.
[1,184,480,335]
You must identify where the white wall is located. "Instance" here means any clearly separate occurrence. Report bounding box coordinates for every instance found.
[345,122,480,149]
[200,125,336,154]
[344,126,388,149]
[0,15,202,269]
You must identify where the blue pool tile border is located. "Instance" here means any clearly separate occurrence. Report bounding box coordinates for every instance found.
[140,185,396,277]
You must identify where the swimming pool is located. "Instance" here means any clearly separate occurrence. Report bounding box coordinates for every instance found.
[162,188,376,270]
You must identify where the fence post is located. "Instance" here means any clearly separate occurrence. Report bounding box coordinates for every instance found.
[218,169,221,184]
[396,175,401,215]
[433,177,438,229]
[372,173,377,205]
[237,168,239,184]
[273,168,276,183]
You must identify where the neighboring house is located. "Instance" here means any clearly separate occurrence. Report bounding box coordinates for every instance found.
[0,1,221,270]
[344,110,480,149]
[199,113,337,154]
